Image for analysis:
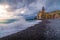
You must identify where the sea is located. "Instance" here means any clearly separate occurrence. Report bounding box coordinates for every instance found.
[0,19,41,38]
[1,18,60,39]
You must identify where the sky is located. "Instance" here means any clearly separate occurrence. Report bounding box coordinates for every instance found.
[0,0,60,38]
[1,0,60,18]
[0,0,59,11]
[5,0,60,19]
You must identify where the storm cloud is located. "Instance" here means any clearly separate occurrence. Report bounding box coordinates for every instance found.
[0,0,60,38]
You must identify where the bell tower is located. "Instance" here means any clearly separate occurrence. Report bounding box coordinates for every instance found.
[37,7,45,20]
[41,7,45,19]
[42,7,45,13]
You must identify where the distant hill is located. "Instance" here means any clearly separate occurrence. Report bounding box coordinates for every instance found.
[52,10,60,12]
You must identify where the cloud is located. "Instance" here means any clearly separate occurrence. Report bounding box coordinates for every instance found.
[1,0,60,12]
[0,0,60,38]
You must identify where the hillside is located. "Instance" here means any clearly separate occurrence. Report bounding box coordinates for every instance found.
[51,10,60,15]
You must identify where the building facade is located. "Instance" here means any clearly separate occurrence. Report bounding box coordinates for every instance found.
[37,7,46,20]
[37,7,60,20]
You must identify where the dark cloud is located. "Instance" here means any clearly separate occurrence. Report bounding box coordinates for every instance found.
[0,0,60,12]
[7,0,35,4]
[0,0,6,3]
[45,0,60,12]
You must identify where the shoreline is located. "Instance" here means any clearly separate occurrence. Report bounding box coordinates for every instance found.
[0,20,50,40]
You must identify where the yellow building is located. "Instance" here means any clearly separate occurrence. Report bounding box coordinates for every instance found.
[37,7,60,20]
[37,7,45,20]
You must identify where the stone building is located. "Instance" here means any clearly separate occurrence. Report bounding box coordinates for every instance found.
[37,7,46,20]
[37,7,60,20]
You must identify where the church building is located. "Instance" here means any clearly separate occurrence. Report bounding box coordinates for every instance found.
[37,7,46,20]
[37,7,60,20]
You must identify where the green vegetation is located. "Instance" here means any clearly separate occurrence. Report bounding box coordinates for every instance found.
[58,13,60,15]
[52,10,60,15]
